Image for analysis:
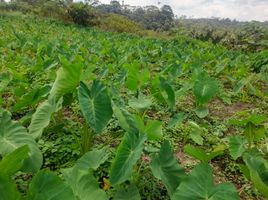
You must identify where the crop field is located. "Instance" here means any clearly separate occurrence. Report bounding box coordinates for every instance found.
[0,14,268,200]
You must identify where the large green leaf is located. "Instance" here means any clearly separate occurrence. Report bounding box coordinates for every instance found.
[61,147,109,200]
[78,81,113,134]
[125,62,150,91]
[110,132,147,185]
[28,98,62,140]
[112,101,136,133]
[27,170,75,200]
[172,164,239,200]
[0,175,21,200]
[0,145,29,177]
[159,77,176,110]
[125,63,139,91]
[75,147,109,171]
[243,153,268,198]
[0,111,42,173]
[151,141,186,196]
[49,56,83,100]
[193,72,218,105]
[114,184,141,200]
[62,168,107,200]
[228,136,247,160]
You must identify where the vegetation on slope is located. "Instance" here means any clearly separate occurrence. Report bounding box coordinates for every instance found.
[1,14,268,199]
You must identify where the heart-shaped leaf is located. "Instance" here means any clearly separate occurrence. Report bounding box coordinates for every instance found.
[78,81,113,134]
[228,136,247,160]
[172,164,239,200]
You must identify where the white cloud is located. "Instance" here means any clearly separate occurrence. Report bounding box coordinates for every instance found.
[100,0,268,21]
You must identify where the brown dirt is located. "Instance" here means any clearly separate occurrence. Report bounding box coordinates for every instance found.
[209,99,255,120]
[175,143,199,171]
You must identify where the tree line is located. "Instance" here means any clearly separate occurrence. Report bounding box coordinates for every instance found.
[0,0,175,31]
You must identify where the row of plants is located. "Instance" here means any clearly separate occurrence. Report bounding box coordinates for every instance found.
[0,14,268,199]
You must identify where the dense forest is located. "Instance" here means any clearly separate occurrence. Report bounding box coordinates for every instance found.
[0,0,268,200]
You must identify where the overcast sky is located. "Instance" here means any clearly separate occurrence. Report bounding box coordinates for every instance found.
[100,0,268,21]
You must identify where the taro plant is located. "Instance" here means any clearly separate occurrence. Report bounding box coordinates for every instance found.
[228,112,266,158]
[0,145,111,200]
[193,71,219,118]
[78,80,113,153]
[243,152,268,199]
[151,75,176,111]
[228,112,268,198]
[151,141,239,200]
[234,74,263,99]
[28,55,83,140]
[0,109,42,173]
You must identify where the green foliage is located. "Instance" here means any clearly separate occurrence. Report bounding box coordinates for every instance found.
[184,145,223,163]
[62,168,108,200]
[100,14,145,35]
[193,73,219,105]
[112,102,136,133]
[133,116,163,141]
[0,175,21,200]
[97,4,175,31]
[0,13,267,200]
[228,136,247,160]
[0,145,29,177]
[129,95,152,113]
[0,110,42,173]
[68,3,99,26]
[13,85,50,112]
[75,147,109,170]
[229,113,266,148]
[29,98,62,139]
[114,184,141,200]
[243,153,268,198]
[173,18,268,52]
[27,170,75,200]
[151,141,186,196]
[78,81,113,134]
[159,77,176,111]
[50,56,83,100]
[110,132,147,185]
[61,147,109,200]
[172,164,239,200]
[167,113,185,128]
[187,121,206,145]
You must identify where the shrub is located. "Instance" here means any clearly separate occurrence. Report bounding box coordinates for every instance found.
[99,13,144,34]
[67,3,99,26]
